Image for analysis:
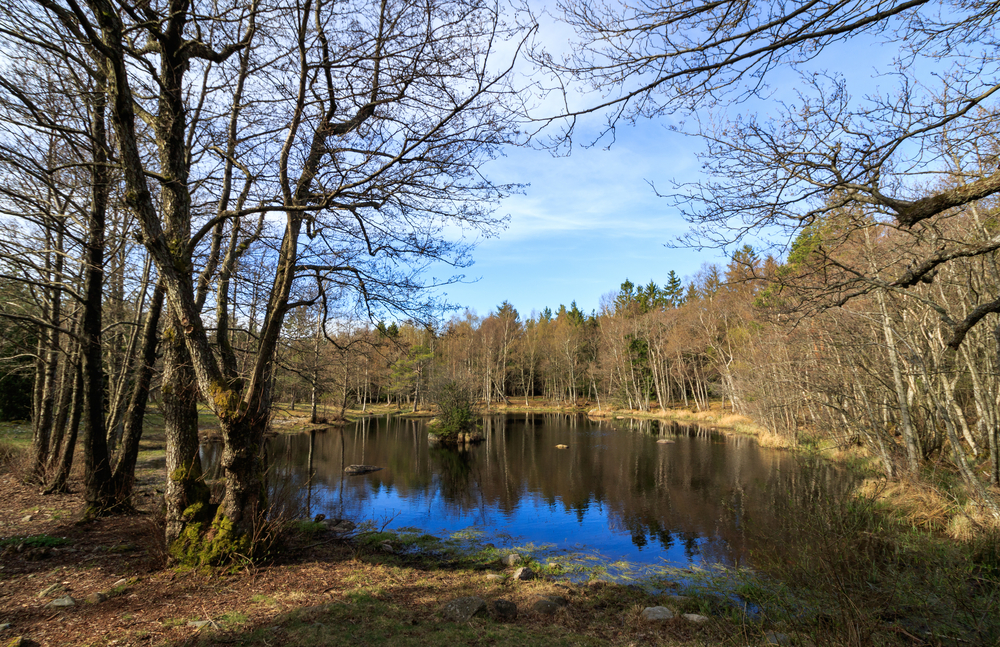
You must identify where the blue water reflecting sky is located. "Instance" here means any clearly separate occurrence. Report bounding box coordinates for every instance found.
[219,414,832,571]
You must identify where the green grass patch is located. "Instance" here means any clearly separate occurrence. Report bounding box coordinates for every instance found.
[217,611,249,627]
[250,594,278,606]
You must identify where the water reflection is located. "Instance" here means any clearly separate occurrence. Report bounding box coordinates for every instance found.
[200,414,849,569]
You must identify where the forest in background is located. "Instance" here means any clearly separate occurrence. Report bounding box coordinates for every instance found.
[7,207,1000,516]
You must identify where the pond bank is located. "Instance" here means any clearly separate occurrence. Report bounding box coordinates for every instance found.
[2,412,1000,646]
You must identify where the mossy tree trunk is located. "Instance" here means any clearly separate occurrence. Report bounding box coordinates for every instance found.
[163,312,209,548]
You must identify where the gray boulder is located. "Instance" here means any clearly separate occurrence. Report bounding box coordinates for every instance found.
[491,599,518,621]
[45,596,76,609]
[640,606,675,622]
[512,566,535,581]
[502,553,521,566]
[441,596,486,623]
[682,613,709,624]
[531,595,568,616]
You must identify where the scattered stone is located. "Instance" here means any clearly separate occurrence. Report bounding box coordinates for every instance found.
[512,566,535,581]
[502,553,521,567]
[484,573,504,582]
[491,599,517,621]
[764,631,791,646]
[344,465,383,475]
[640,606,675,622]
[188,620,219,630]
[45,596,76,609]
[37,584,63,598]
[84,592,107,604]
[330,520,356,533]
[440,596,486,623]
[682,613,709,624]
[531,597,564,615]
[656,439,675,444]
[555,444,568,449]
[111,579,128,589]
[0,623,11,631]
[20,516,31,523]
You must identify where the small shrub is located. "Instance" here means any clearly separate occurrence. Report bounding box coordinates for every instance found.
[430,380,479,438]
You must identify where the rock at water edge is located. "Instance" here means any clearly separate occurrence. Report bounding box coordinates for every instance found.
[344,465,383,475]
[512,566,535,581]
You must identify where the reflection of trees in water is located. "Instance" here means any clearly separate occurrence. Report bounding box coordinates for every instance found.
[201,414,850,564]
[429,446,477,499]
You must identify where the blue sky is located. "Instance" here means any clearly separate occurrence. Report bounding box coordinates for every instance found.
[433,123,725,319]
[426,6,909,321]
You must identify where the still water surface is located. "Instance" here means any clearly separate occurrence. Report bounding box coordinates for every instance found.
[202,414,846,571]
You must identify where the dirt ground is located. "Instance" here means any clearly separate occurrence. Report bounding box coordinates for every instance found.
[0,469,384,647]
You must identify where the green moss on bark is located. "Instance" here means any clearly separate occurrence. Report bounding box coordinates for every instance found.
[168,509,253,567]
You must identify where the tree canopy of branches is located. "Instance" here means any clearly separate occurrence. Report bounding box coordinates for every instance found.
[0,0,528,561]
[530,0,1000,509]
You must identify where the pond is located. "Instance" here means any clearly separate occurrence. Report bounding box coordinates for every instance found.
[201,414,849,574]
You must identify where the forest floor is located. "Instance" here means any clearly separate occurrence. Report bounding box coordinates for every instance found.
[1,405,999,646]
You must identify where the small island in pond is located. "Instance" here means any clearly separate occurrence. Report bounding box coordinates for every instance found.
[426,381,483,445]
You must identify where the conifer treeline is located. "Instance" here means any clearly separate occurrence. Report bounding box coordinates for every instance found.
[278,251,763,418]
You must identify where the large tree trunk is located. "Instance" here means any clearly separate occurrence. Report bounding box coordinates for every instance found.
[80,93,116,515]
[162,311,210,551]
[111,282,165,504]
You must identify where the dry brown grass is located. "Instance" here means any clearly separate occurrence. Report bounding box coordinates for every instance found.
[856,477,1000,539]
